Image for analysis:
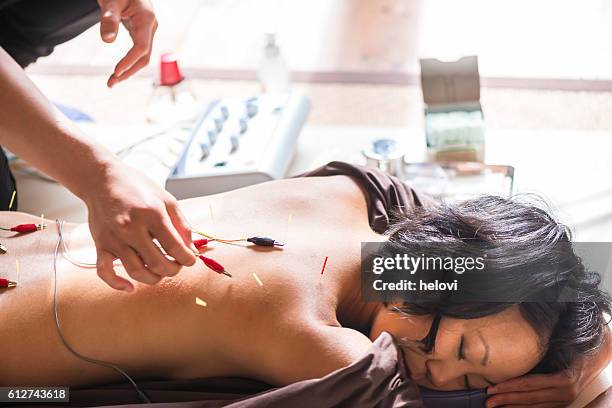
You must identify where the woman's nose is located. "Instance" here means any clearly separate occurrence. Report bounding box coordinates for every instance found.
[426,359,462,388]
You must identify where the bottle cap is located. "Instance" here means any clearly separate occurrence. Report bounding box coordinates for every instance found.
[264,32,280,58]
[160,53,184,86]
[265,32,277,46]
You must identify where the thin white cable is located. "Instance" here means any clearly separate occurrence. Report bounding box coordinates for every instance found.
[53,220,150,403]
[59,230,96,268]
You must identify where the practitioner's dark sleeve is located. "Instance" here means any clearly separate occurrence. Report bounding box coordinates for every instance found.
[0,0,100,67]
[0,0,100,210]
[297,161,437,233]
[0,147,17,210]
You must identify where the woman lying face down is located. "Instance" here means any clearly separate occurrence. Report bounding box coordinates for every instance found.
[365,196,611,396]
[0,175,609,406]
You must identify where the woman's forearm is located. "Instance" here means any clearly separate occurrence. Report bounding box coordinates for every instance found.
[0,46,116,199]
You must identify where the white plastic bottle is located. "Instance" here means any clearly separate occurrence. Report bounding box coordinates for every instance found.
[257,32,290,94]
[146,53,200,125]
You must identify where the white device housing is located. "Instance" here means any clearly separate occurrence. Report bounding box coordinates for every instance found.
[166,91,310,199]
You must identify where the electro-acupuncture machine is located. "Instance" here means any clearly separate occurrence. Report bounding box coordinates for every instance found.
[166,91,310,199]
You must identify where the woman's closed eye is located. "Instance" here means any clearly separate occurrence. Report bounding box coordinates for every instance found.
[457,335,472,389]
[458,334,466,360]
[457,333,495,389]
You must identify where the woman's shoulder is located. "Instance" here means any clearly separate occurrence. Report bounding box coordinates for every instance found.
[263,321,373,386]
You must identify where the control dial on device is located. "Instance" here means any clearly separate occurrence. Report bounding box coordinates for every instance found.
[199,141,211,161]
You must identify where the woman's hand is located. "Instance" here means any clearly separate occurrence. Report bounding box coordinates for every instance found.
[84,161,197,292]
[97,0,158,87]
[486,334,611,407]
[485,370,587,407]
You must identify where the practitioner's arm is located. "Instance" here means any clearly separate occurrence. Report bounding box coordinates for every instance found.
[0,47,196,291]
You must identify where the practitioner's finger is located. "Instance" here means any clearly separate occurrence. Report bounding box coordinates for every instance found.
[96,249,134,292]
[149,222,195,269]
[108,11,156,85]
[166,200,198,254]
[117,246,161,285]
[130,229,182,278]
[98,0,122,43]
[107,54,149,87]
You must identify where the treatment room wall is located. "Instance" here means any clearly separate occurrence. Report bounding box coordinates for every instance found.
[26,0,612,82]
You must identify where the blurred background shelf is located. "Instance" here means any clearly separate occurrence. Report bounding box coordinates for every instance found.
[27,0,612,88]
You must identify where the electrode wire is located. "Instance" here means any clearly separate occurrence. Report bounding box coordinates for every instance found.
[58,225,243,269]
[59,230,174,269]
[60,238,97,268]
[53,220,151,404]
[114,126,188,158]
[57,223,275,271]
[189,226,246,244]
[58,231,101,269]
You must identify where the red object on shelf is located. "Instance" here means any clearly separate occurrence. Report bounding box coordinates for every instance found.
[159,53,184,86]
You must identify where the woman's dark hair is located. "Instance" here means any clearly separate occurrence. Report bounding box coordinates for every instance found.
[384,195,611,374]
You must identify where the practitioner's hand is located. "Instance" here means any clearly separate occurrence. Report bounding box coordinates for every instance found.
[97,0,158,88]
[84,161,197,292]
[485,334,611,407]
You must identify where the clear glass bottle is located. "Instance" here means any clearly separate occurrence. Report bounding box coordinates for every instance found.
[257,32,290,94]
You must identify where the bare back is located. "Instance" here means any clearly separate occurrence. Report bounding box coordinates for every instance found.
[1,176,379,387]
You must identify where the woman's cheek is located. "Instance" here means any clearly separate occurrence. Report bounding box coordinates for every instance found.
[402,345,428,381]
